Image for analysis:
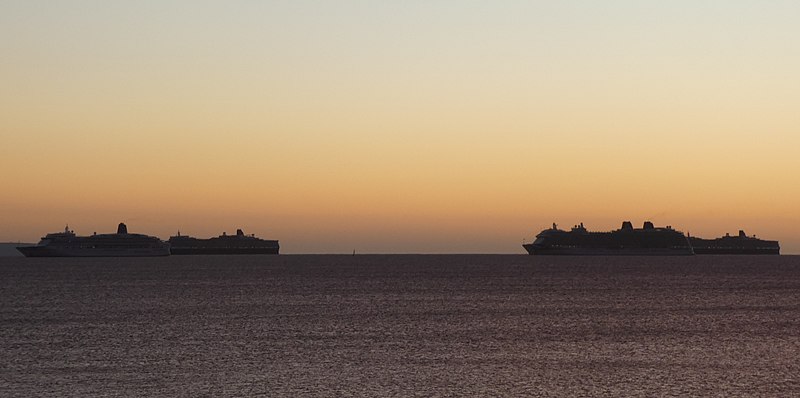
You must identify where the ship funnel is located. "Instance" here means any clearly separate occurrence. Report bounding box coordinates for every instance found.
[739,230,746,237]
[621,221,633,230]
[643,221,654,230]
[117,223,128,234]
[236,229,244,236]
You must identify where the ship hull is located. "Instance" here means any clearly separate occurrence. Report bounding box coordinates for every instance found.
[170,247,279,255]
[17,246,170,257]
[691,248,779,255]
[523,244,694,256]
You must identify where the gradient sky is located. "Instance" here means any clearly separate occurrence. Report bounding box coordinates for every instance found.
[1,1,799,253]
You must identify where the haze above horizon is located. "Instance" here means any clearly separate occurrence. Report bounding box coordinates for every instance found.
[2,1,799,253]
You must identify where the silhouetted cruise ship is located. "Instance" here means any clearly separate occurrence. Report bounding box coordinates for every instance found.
[688,230,780,255]
[17,223,170,257]
[523,221,694,255]
[168,229,279,255]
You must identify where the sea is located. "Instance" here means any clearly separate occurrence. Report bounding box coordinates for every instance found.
[1,254,799,397]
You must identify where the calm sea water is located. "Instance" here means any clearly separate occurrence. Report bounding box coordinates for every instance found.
[2,255,799,397]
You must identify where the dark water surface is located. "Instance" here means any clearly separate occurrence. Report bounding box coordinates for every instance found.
[2,255,800,397]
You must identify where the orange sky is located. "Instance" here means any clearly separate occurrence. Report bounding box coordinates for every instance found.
[1,2,799,253]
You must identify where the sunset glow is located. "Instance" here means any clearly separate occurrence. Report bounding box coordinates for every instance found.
[2,1,799,253]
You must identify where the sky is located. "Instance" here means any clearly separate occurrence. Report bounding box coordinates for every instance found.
[1,1,799,253]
